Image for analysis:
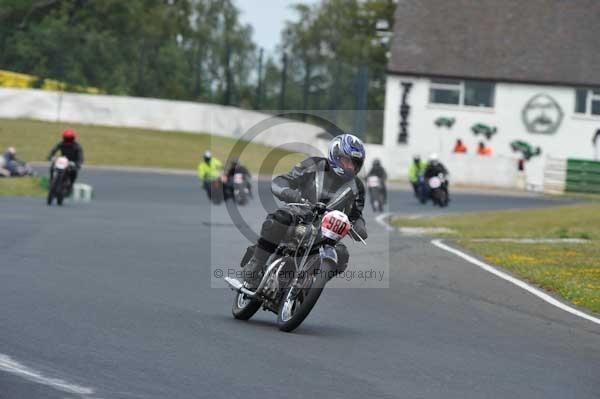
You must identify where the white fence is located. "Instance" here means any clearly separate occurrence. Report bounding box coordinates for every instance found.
[0,87,326,152]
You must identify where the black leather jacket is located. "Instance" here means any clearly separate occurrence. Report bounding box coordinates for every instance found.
[272,157,366,227]
[367,165,387,180]
[48,141,84,167]
[424,162,448,179]
[226,164,251,181]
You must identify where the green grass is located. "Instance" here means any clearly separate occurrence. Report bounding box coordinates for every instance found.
[392,204,600,313]
[0,176,45,197]
[460,241,600,313]
[391,203,600,239]
[0,118,304,174]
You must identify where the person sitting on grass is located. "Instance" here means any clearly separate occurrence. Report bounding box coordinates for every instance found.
[2,147,34,177]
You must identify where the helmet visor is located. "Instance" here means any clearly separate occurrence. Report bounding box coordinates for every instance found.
[338,155,363,176]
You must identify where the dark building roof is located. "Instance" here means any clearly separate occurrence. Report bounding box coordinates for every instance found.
[388,0,600,87]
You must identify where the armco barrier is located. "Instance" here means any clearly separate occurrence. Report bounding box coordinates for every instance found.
[566,159,600,194]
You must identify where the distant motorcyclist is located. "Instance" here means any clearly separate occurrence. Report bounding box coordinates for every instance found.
[243,134,368,289]
[424,153,449,199]
[366,158,387,203]
[47,128,84,184]
[408,155,427,195]
[224,158,252,199]
[423,153,448,179]
[197,150,223,199]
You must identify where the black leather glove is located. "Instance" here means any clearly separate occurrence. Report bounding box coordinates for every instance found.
[280,188,303,203]
[349,217,368,241]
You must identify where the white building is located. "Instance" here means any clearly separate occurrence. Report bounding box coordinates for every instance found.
[381,0,600,189]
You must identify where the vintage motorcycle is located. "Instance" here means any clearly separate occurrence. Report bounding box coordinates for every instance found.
[47,156,75,206]
[232,172,251,206]
[208,175,226,205]
[428,173,449,207]
[224,188,365,332]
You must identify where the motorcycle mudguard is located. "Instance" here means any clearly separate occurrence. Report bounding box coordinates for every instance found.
[319,245,338,267]
[240,245,256,268]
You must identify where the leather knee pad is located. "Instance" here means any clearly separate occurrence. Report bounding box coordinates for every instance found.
[258,209,294,252]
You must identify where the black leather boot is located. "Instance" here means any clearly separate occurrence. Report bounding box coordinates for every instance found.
[242,246,271,290]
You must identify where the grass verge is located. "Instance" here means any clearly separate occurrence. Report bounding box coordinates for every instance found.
[392,204,600,313]
[0,118,304,174]
[0,176,45,197]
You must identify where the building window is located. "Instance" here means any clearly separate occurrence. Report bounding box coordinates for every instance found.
[429,79,495,108]
[575,89,600,116]
[429,79,461,105]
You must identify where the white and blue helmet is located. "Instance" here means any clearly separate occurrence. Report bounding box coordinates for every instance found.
[328,134,366,178]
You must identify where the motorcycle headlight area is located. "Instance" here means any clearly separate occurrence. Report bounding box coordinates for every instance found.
[293,225,309,241]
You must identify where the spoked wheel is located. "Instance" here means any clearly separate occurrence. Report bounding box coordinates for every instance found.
[371,199,379,213]
[47,177,60,206]
[232,290,262,320]
[439,190,449,207]
[46,189,54,206]
[277,265,329,332]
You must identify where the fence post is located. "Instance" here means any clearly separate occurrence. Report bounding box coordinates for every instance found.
[279,52,288,111]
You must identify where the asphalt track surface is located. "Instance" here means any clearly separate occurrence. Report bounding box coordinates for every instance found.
[1,170,598,399]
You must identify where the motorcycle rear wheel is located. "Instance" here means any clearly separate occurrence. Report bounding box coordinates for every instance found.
[232,291,262,320]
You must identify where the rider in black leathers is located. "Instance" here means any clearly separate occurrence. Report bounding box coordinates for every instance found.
[243,134,368,289]
[423,155,448,179]
[224,158,252,199]
[47,128,84,184]
[423,154,449,199]
[366,158,387,203]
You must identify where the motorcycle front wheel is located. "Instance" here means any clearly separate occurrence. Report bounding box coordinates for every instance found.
[47,175,61,206]
[276,263,330,332]
[232,291,262,320]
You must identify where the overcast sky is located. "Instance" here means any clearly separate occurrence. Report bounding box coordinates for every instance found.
[235,0,318,55]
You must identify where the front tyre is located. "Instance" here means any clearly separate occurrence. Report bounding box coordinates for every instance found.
[232,291,261,320]
[47,175,61,206]
[277,265,330,332]
[46,189,54,206]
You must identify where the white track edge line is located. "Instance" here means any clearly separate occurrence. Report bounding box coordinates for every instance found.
[431,239,600,326]
[0,354,95,396]
[374,212,394,231]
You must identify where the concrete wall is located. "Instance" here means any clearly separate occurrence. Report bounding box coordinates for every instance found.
[383,75,600,188]
[0,87,327,154]
[0,85,560,188]
[0,87,406,181]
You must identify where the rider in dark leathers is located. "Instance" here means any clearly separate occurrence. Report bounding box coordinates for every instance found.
[47,128,84,184]
[224,158,252,199]
[423,154,448,179]
[243,134,368,289]
[423,153,450,199]
[366,158,387,203]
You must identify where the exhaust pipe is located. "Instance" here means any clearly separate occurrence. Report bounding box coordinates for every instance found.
[224,277,256,298]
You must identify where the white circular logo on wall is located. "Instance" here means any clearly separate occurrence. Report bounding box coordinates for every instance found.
[521,94,564,134]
